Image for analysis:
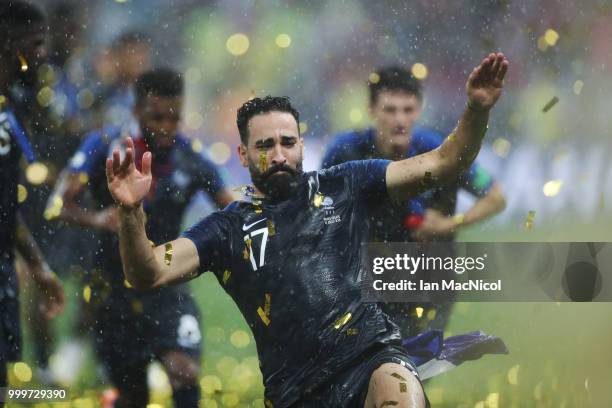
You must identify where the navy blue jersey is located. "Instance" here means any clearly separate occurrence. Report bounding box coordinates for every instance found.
[182,160,402,406]
[322,127,495,241]
[68,128,226,297]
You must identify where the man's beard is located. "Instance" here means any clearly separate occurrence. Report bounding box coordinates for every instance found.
[249,160,303,201]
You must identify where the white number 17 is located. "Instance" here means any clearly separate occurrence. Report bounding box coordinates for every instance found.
[244,227,268,270]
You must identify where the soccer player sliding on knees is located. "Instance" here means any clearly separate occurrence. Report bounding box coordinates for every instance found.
[107,53,508,408]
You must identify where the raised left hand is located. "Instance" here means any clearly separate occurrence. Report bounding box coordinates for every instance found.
[466,53,509,111]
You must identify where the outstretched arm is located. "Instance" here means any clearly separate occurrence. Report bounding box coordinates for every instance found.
[106,137,200,289]
[386,53,509,202]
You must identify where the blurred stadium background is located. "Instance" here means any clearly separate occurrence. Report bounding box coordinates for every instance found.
[8,0,612,406]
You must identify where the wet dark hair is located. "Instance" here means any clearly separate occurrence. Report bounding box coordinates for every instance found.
[134,67,183,105]
[368,65,423,105]
[0,1,46,49]
[237,96,300,145]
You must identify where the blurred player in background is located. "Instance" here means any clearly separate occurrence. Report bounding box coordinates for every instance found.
[51,68,234,407]
[0,0,64,394]
[322,65,506,338]
[107,54,508,407]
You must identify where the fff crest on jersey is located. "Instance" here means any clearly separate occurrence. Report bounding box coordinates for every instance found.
[321,195,341,225]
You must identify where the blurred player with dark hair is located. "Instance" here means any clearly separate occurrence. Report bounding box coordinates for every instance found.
[107,54,508,407]
[0,0,64,393]
[52,67,234,407]
[322,65,506,337]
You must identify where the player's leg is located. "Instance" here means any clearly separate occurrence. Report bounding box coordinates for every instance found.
[160,350,200,408]
[149,293,202,408]
[364,363,426,408]
[93,304,149,408]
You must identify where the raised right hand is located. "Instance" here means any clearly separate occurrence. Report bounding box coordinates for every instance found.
[105,137,152,209]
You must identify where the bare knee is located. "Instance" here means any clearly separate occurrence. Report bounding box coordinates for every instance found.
[364,362,426,408]
[160,350,200,389]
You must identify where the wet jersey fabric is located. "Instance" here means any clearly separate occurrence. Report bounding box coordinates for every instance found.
[182,160,406,406]
[67,127,225,301]
[322,127,495,241]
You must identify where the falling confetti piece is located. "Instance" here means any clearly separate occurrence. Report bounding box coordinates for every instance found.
[78,172,89,184]
[542,96,559,113]
[525,210,536,230]
[415,306,424,318]
[381,401,399,407]
[391,372,407,381]
[83,285,91,303]
[243,247,249,260]
[333,312,352,329]
[543,180,563,197]
[255,206,263,214]
[447,133,456,142]
[17,52,28,72]
[265,399,274,408]
[223,270,231,284]
[267,219,276,236]
[346,328,358,335]
[164,243,173,265]
[149,240,155,247]
[313,193,324,208]
[123,279,133,288]
[399,382,407,393]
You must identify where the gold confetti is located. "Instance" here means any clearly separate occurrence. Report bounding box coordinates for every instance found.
[265,399,274,408]
[399,382,407,393]
[542,96,559,113]
[223,270,231,284]
[83,285,91,303]
[391,372,407,382]
[427,308,437,321]
[257,293,271,326]
[525,210,536,230]
[259,151,268,173]
[17,184,27,203]
[333,312,352,329]
[368,72,380,84]
[267,219,276,236]
[415,306,424,318]
[411,63,428,80]
[164,242,173,265]
[381,402,398,407]
[257,307,270,326]
[149,240,155,247]
[17,51,28,72]
[447,133,456,142]
[123,279,133,289]
[0,94,6,107]
[13,362,32,382]
[346,328,358,336]
[243,247,249,260]
[255,206,263,214]
[313,193,324,208]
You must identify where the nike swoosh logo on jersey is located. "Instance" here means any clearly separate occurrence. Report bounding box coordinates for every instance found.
[242,218,266,231]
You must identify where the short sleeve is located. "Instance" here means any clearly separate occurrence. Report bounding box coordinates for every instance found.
[67,131,108,176]
[323,159,391,205]
[457,162,495,197]
[180,212,232,277]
